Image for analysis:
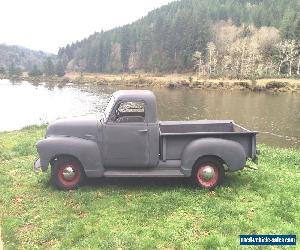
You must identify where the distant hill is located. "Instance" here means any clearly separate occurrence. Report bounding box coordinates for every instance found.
[0,44,54,72]
[58,0,300,75]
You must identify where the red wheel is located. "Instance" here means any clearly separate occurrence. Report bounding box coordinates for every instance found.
[58,163,81,187]
[51,156,85,190]
[192,157,224,189]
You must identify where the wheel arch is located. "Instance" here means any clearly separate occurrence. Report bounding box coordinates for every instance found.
[181,137,246,176]
[193,155,226,170]
[36,136,104,177]
[50,154,82,167]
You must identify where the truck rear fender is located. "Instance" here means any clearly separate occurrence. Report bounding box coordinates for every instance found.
[181,138,246,176]
[36,136,104,177]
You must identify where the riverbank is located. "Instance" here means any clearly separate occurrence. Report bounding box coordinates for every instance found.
[2,72,300,93]
[0,126,299,249]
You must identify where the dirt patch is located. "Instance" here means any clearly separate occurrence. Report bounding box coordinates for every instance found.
[16,224,36,234]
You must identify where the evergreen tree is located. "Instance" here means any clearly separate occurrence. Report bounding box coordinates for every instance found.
[8,62,16,76]
[0,44,51,73]
[56,0,300,73]
[28,65,42,77]
[43,57,55,76]
[86,42,97,72]
[294,16,300,40]
[14,66,22,76]
[120,26,131,72]
[280,9,296,39]
[95,31,105,72]
[55,60,65,77]
[0,65,6,75]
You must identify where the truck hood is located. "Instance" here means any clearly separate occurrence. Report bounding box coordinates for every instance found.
[46,115,100,139]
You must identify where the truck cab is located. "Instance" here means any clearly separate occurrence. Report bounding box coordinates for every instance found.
[102,90,159,168]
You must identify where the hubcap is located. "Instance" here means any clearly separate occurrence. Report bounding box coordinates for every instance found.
[62,166,76,181]
[202,166,215,180]
[196,163,219,188]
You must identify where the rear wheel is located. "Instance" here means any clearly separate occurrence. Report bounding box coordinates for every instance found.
[192,157,224,190]
[51,156,86,190]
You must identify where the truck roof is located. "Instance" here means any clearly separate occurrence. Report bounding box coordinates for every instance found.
[113,90,156,101]
[112,90,157,123]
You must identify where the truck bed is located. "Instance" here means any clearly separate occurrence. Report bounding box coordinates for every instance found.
[159,120,250,134]
[159,120,257,161]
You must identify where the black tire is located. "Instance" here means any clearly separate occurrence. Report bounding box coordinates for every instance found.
[191,156,225,190]
[51,156,86,190]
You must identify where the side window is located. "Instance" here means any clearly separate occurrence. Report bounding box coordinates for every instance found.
[109,101,145,123]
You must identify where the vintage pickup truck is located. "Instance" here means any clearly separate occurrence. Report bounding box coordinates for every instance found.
[34,90,258,190]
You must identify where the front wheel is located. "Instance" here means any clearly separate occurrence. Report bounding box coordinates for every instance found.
[51,156,86,190]
[192,157,225,190]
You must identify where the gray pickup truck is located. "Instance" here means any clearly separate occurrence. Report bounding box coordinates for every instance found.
[34,90,258,190]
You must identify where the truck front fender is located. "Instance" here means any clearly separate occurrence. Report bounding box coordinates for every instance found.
[36,136,104,177]
[181,138,246,176]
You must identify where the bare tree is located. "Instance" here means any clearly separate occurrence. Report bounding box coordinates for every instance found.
[206,42,217,75]
[276,40,298,76]
[245,37,262,77]
[254,27,279,76]
[128,51,139,70]
[193,22,298,78]
[193,51,204,78]
[110,42,122,71]
[228,39,248,78]
[297,56,300,75]
[212,21,241,76]
[212,21,241,55]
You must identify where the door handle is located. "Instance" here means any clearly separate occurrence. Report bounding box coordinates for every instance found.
[84,134,95,140]
[138,129,148,133]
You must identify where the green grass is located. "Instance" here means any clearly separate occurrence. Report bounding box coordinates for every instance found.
[0,126,299,249]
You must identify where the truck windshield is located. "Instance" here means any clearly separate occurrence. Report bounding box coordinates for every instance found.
[104,96,115,121]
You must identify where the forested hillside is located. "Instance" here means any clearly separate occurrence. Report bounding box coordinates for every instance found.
[0,44,67,77]
[0,44,53,74]
[58,0,300,77]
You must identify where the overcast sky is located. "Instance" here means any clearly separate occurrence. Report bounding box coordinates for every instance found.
[0,0,173,54]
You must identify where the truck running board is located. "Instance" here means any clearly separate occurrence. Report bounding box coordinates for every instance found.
[104,169,185,178]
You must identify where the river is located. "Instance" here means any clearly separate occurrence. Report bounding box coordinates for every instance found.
[0,79,299,148]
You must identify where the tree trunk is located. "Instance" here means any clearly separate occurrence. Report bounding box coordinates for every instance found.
[297,59,300,75]
[289,61,292,76]
[198,57,201,79]
[209,50,212,75]
[278,62,282,75]
[240,44,245,77]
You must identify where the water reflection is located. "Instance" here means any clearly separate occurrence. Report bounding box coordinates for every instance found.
[0,79,299,148]
[0,80,110,132]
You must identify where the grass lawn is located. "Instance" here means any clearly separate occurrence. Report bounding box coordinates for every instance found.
[0,126,299,249]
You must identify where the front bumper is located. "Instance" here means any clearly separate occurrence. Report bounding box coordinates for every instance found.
[33,158,42,173]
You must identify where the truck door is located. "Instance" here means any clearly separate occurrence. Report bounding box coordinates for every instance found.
[103,100,150,168]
